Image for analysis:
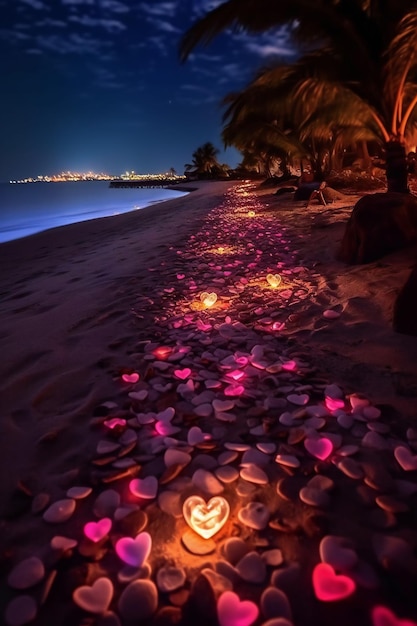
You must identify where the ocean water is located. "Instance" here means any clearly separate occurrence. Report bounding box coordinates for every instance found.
[0,181,188,244]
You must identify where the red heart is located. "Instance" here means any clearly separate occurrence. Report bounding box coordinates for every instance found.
[122,372,139,384]
[372,606,417,626]
[312,563,356,601]
[174,368,191,380]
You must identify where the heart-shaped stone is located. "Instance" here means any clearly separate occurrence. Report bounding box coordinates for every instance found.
[129,476,158,499]
[312,563,356,601]
[266,273,282,288]
[156,407,175,423]
[73,577,113,614]
[188,426,210,446]
[305,437,333,460]
[217,590,259,626]
[224,384,244,397]
[183,496,229,539]
[371,605,417,626]
[394,446,417,471]
[84,518,112,543]
[115,532,152,567]
[319,536,358,571]
[122,373,139,384]
[200,292,218,308]
[174,368,191,380]
[287,393,309,406]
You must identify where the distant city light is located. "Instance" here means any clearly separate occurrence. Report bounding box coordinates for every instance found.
[9,170,186,184]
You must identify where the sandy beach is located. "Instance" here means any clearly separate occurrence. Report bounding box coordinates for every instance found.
[1,180,417,626]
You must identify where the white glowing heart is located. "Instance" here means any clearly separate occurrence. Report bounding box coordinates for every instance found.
[183,496,229,539]
[266,273,282,289]
[200,292,218,308]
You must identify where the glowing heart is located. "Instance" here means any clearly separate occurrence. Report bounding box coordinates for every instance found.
[84,518,112,543]
[183,496,229,539]
[115,531,152,567]
[325,397,345,411]
[305,437,333,460]
[312,563,356,601]
[248,211,256,217]
[217,591,259,626]
[200,292,218,308]
[174,368,191,380]
[122,372,139,384]
[372,605,417,626]
[73,577,113,614]
[266,273,282,288]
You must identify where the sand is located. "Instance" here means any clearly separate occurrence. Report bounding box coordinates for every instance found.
[1,180,417,626]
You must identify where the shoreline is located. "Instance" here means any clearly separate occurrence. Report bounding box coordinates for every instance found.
[2,180,417,626]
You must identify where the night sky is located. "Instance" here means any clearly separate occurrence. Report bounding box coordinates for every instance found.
[0,0,295,181]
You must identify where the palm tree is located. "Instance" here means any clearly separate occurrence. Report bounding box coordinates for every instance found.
[184,142,222,178]
[180,1,417,192]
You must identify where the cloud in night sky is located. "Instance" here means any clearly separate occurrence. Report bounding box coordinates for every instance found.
[0,0,296,179]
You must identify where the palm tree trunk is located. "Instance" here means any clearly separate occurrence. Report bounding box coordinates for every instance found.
[385,140,409,193]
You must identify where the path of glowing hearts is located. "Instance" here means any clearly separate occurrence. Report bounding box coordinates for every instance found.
[3,183,417,626]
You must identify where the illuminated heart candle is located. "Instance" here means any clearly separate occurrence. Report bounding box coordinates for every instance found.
[266,273,282,289]
[200,292,218,308]
[183,496,229,539]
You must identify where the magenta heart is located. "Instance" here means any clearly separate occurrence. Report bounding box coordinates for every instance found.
[305,437,333,460]
[312,563,356,601]
[217,591,259,626]
[84,518,112,543]
[325,397,345,411]
[122,372,139,384]
[115,532,152,567]
[177,274,185,280]
[174,368,191,380]
[372,605,417,626]
[129,476,158,499]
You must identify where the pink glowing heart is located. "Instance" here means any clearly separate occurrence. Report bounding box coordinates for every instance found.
[177,274,185,279]
[122,372,139,384]
[84,518,112,543]
[224,384,245,397]
[73,577,113,614]
[305,437,333,460]
[103,417,126,429]
[155,421,178,436]
[372,605,417,626]
[235,356,249,367]
[174,368,191,380]
[217,591,259,626]
[200,292,218,308]
[115,532,152,567]
[272,321,285,331]
[129,476,158,499]
[312,563,356,601]
[164,287,175,293]
[183,496,229,539]
[226,370,245,381]
[325,397,345,411]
